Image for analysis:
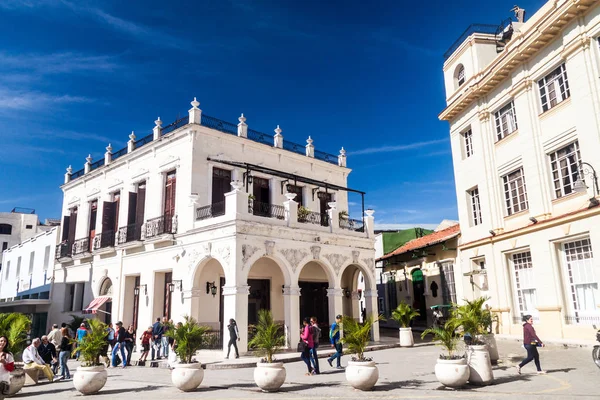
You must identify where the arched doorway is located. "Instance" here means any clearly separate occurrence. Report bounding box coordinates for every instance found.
[340,264,372,321]
[191,258,226,337]
[98,278,113,324]
[246,257,286,326]
[298,261,333,340]
[411,269,426,323]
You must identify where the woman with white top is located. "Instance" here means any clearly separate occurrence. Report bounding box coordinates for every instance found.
[0,335,15,395]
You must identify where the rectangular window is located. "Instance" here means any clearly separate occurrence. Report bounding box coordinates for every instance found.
[440,263,457,304]
[164,171,177,232]
[2,242,7,251]
[538,64,570,112]
[25,225,33,229]
[65,284,75,312]
[549,141,581,198]
[16,256,21,278]
[462,129,473,158]
[494,101,518,141]
[502,168,529,216]
[28,251,35,275]
[43,246,50,271]
[287,185,304,206]
[562,238,597,323]
[511,251,537,317]
[5,261,9,280]
[468,187,482,226]
[211,168,231,215]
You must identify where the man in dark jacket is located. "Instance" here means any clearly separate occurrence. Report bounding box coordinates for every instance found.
[111,322,127,368]
[151,317,163,360]
[38,335,58,374]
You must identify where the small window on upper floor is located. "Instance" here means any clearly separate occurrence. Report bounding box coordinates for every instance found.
[494,101,518,141]
[0,224,12,235]
[461,129,473,159]
[25,225,33,229]
[538,64,570,112]
[455,64,466,88]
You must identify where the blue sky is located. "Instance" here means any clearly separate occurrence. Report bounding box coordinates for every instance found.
[0,0,546,228]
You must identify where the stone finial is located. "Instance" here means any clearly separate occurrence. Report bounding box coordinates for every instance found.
[84,154,92,173]
[306,136,314,158]
[64,165,72,183]
[86,154,92,164]
[237,113,248,138]
[155,117,162,127]
[189,97,202,124]
[338,146,347,167]
[67,165,73,174]
[274,125,283,148]
[128,131,136,153]
[105,144,113,164]
[153,117,162,140]
[106,143,113,153]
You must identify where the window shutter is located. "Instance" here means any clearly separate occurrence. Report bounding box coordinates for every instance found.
[136,185,146,225]
[102,202,116,233]
[61,216,70,241]
[128,192,137,225]
[68,210,78,243]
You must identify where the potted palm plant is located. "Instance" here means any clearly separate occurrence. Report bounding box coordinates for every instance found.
[391,302,419,347]
[448,297,494,385]
[341,314,382,391]
[0,313,30,396]
[166,316,209,392]
[481,306,500,364]
[297,206,311,223]
[248,309,286,392]
[71,318,108,395]
[421,324,469,388]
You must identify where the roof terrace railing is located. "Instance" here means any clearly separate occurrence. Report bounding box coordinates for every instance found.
[443,23,500,60]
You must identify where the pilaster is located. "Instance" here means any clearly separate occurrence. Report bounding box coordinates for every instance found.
[283,286,301,349]
[222,285,250,354]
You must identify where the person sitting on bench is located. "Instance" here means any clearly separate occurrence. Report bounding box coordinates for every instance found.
[23,338,58,382]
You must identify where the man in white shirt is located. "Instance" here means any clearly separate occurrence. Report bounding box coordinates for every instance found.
[23,338,57,382]
[47,324,62,348]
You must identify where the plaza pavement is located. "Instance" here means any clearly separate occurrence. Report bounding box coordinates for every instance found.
[17,334,599,399]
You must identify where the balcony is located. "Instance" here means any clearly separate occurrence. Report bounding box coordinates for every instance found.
[72,237,91,258]
[55,242,72,261]
[92,230,116,253]
[339,217,365,233]
[298,210,329,227]
[117,223,143,247]
[248,200,285,220]
[196,201,225,221]
[142,215,177,242]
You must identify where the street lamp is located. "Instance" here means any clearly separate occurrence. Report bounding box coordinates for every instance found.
[134,284,147,296]
[573,161,600,207]
[206,281,217,297]
[168,280,183,293]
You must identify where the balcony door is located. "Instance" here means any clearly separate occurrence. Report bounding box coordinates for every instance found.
[212,168,231,215]
[252,177,270,217]
[164,171,176,233]
[126,182,145,241]
[318,192,332,226]
[67,207,78,245]
[88,201,97,251]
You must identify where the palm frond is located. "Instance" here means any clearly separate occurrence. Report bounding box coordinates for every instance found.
[421,324,461,359]
[340,314,382,361]
[448,296,490,344]
[247,310,285,363]
[0,313,31,360]
[391,302,420,328]
[72,318,107,367]
[165,315,209,364]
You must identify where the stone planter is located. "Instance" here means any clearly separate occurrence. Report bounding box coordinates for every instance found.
[73,365,107,395]
[254,362,286,392]
[467,345,493,385]
[434,357,469,388]
[345,361,379,391]
[171,363,204,392]
[7,368,25,396]
[479,334,499,364]
[399,327,414,347]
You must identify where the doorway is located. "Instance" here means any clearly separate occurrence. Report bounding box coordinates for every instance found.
[252,177,270,217]
[299,281,329,341]
[411,269,426,322]
[318,192,332,226]
[248,279,270,325]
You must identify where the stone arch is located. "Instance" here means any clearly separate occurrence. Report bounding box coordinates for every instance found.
[339,262,374,321]
[297,260,335,329]
[98,276,113,296]
[454,63,466,88]
[241,251,292,287]
[246,256,289,326]
[190,256,227,331]
[297,259,336,287]
[337,262,374,291]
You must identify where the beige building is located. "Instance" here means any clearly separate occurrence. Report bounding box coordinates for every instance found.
[440,0,600,343]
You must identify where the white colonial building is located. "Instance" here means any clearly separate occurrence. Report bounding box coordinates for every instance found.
[441,0,600,342]
[55,98,377,352]
[0,208,54,269]
[0,227,62,338]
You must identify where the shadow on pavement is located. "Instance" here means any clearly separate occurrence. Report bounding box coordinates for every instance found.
[278,382,342,392]
[374,379,430,391]
[93,385,163,395]
[545,367,576,373]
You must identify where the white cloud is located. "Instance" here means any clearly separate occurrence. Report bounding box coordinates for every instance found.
[0,88,93,110]
[0,52,120,75]
[375,223,439,231]
[348,138,447,156]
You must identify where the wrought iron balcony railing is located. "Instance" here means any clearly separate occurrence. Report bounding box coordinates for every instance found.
[72,237,91,256]
[339,217,365,232]
[298,210,329,227]
[117,223,142,245]
[143,215,177,239]
[55,241,72,260]
[196,201,225,221]
[93,230,115,250]
[248,200,285,220]
[162,116,189,135]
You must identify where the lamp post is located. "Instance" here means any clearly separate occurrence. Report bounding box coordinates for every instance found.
[573,161,600,207]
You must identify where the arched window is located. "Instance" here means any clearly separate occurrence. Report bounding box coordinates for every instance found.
[455,64,466,88]
[99,278,113,296]
[0,224,12,235]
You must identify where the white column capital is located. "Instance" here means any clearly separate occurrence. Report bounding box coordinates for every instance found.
[222,285,250,296]
[364,289,378,298]
[282,286,301,296]
[326,288,344,297]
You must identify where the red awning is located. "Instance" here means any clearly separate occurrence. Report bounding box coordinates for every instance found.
[83,296,112,314]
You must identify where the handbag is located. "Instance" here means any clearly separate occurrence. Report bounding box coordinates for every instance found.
[297,340,307,353]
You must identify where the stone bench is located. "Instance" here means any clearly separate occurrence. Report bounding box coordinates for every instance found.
[23,368,42,385]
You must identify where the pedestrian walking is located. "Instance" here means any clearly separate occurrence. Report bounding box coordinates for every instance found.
[300,317,315,375]
[75,323,87,360]
[107,323,115,351]
[516,315,546,375]
[225,318,240,359]
[125,324,136,366]
[161,317,170,358]
[139,326,153,364]
[327,314,343,369]
[310,316,321,374]
[111,322,127,368]
[151,317,163,360]
[38,336,58,375]
[59,331,72,379]
[0,336,15,393]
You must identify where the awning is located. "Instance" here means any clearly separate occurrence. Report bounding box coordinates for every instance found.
[83,296,112,314]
